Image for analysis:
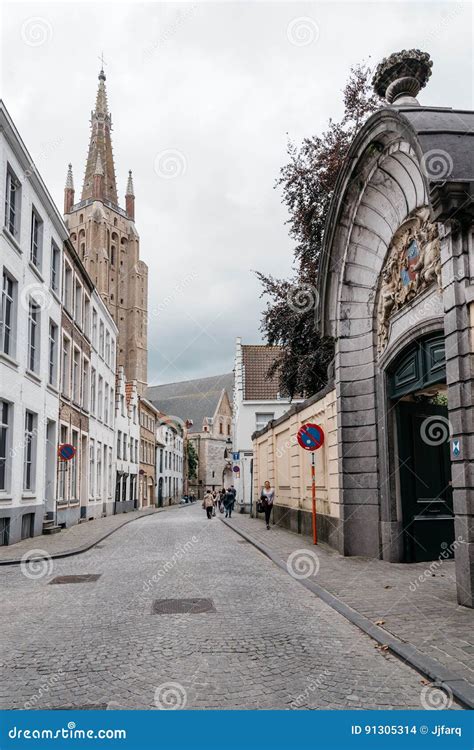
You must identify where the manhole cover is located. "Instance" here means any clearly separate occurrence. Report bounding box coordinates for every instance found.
[152,597,216,614]
[49,574,101,585]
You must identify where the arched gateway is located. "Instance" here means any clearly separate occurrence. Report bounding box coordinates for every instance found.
[318,51,474,606]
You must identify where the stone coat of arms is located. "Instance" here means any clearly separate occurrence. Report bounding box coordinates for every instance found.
[377,207,441,352]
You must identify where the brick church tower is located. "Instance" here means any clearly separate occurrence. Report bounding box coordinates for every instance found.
[64,68,148,394]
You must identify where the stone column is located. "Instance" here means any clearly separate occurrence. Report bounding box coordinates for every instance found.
[433,182,474,608]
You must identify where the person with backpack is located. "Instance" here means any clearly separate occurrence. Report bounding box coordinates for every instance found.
[260,481,275,530]
[202,490,214,520]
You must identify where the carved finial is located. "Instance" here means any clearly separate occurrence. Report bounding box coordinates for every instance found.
[126,169,134,197]
[372,49,433,106]
[65,163,74,190]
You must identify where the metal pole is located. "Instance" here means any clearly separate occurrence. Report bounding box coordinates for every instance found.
[311,451,317,545]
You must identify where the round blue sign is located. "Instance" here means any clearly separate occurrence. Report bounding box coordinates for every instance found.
[58,443,76,461]
[297,423,325,452]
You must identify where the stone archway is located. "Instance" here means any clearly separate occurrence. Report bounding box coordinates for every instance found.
[318,50,474,606]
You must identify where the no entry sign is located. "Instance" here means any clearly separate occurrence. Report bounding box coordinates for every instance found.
[297,423,325,452]
[58,443,76,461]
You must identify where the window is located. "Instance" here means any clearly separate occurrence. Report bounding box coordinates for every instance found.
[109,389,114,427]
[5,167,20,237]
[84,297,91,338]
[72,348,80,403]
[48,321,58,386]
[82,360,89,410]
[23,411,37,491]
[219,421,223,434]
[51,242,60,293]
[0,401,10,491]
[90,368,96,414]
[98,376,103,420]
[104,383,109,424]
[92,308,98,346]
[122,433,127,461]
[64,264,73,312]
[1,270,16,357]
[89,439,95,497]
[74,282,82,327]
[110,340,115,370]
[255,412,275,432]
[120,394,125,417]
[108,447,113,499]
[27,299,40,373]
[117,431,122,460]
[70,430,79,499]
[30,209,43,269]
[61,337,71,396]
[99,321,104,357]
[227,423,231,436]
[96,442,102,498]
[105,330,110,365]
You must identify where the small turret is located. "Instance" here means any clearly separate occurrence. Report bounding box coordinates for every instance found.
[125,170,135,220]
[93,153,104,200]
[64,163,75,214]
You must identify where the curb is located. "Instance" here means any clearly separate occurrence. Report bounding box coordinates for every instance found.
[221,518,474,710]
[0,508,164,566]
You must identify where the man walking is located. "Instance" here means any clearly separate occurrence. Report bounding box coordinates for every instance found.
[224,488,234,518]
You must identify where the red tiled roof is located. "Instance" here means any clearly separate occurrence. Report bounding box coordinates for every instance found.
[242,345,283,400]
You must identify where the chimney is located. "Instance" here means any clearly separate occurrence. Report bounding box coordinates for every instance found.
[125,170,135,221]
[64,163,75,213]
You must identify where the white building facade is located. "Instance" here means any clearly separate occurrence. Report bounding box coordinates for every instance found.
[86,290,118,519]
[115,366,139,513]
[156,416,184,506]
[0,102,64,544]
[232,338,301,513]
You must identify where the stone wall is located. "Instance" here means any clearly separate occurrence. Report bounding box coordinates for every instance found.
[252,385,341,550]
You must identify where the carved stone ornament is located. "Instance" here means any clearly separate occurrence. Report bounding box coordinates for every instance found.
[377,207,441,352]
[372,49,433,105]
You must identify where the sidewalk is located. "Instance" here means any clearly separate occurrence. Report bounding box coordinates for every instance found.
[0,507,163,564]
[223,512,474,707]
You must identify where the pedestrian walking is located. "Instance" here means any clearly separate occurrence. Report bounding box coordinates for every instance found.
[224,488,234,518]
[212,490,217,517]
[219,488,225,513]
[260,481,275,530]
[202,491,214,520]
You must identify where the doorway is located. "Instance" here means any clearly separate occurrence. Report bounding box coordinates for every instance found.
[389,334,454,563]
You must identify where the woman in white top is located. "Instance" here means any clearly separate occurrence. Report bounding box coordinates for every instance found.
[261,480,275,530]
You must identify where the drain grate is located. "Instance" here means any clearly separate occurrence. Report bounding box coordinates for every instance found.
[152,597,216,614]
[49,574,101,585]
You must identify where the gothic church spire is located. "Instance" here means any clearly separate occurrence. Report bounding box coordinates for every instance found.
[81,67,118,205]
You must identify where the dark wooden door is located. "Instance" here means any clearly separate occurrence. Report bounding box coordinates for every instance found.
[397,402,454,562]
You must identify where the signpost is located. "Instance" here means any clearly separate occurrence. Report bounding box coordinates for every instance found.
[297,423,325,545]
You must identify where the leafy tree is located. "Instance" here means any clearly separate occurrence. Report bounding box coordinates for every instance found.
[257,63,380,398]
[186,440,198,481]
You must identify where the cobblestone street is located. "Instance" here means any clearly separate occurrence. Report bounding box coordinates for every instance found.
[0,506,463,710]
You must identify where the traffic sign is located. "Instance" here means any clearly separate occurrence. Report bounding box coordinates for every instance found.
[297,423,325,452]
[232,466,240,473]
[232,452,240,461]
[58,443,76,461]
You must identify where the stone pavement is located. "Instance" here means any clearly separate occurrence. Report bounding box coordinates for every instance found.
[225,511,474,697]
[0,507,163,563]
[0,504,463,710]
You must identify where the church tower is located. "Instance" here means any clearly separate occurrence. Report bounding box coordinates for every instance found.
[64,67,148,394]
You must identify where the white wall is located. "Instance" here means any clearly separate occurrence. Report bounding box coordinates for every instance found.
[0,113,63,543]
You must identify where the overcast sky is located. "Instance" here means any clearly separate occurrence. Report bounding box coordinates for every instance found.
[1,1,472,385]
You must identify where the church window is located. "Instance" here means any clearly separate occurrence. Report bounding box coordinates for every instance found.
[79,214,83,223]
[80,243,85,258]
[110,246,115,265]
